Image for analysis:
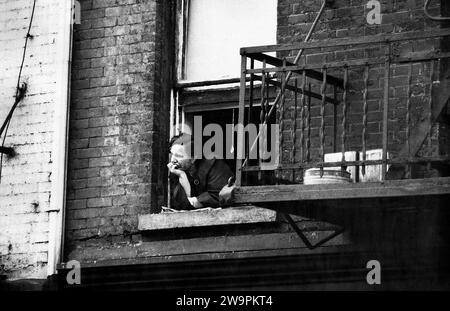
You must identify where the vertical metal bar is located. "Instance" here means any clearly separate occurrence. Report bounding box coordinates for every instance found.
[362,64,369,176]
[265,72,270,122]
[292,78,299,182]
[426,60,436,171]
[381,47,391,180]
[333,85,337,153]
[231,107,236,163]
[235,54,247,186]
[248,59,255,126]
[299,73,306,164]
[405,61,413,178]
[277,58,287,182]
[245,59,255,186]
[260,60,266,128]
[264,71,270,174]
[306,83,311,163]
[175,89,180,135]
[428,60,435,157]
[169,90,176,139]
[168,89,178,209]
[258,61,266,182]
[320,66,327,177]
[342,66,348,167]
[181,106,185,133]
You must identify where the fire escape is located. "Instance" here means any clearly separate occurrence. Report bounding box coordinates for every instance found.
[232,5,450,248]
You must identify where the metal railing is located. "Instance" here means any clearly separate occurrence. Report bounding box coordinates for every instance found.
[235,28,450,186]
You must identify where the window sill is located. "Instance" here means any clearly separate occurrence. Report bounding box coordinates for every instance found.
[138,206,277,231]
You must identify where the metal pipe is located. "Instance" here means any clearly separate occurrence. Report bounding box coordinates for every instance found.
[47,0,73,277]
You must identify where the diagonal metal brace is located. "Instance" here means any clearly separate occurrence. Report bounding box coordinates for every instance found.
[282,213,345,250]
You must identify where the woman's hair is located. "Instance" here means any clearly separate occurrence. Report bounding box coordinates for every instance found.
[168,133,193,151]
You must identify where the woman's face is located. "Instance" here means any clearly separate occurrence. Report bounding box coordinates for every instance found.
[170,144,194,171]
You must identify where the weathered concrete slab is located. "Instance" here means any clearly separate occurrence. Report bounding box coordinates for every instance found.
[138,206,277,231]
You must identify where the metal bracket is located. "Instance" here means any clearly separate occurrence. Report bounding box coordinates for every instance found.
[73,1,81,24]
[1,82,27,138]
[282,213,345,250]
[0,146,14,156]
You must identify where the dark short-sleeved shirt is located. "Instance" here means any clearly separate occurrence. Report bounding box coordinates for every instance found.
[170,159,233,210]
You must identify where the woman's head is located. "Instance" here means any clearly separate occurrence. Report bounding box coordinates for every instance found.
[169,133,194,171]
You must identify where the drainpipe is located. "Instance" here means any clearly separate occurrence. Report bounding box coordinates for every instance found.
[46,0,73,277]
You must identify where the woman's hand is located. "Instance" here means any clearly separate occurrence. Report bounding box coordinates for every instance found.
[167,162,185,177]
[168,162,191,197]
[188,197,203,209]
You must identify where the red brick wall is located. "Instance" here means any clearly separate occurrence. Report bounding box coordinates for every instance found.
[65,0,173,252]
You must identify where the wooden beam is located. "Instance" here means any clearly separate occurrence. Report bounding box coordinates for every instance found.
[386,78,450,179]
[233,177,450,204]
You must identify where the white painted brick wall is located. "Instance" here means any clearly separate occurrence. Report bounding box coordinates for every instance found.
[0,0,67,280]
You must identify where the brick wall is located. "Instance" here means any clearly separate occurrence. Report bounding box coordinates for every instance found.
[278,0,442,43]
[0,0,446,283]
[63,0,448,265]
[65,0,173,255]
[0,0,67,279]
[276,0,447,180]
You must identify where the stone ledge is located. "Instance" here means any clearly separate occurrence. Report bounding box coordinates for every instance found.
[138,206,277,231]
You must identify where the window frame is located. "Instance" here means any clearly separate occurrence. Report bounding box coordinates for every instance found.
[176,0,278,84]
[165,0,279,216]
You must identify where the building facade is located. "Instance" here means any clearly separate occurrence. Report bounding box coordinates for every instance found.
[1,0,449,290]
